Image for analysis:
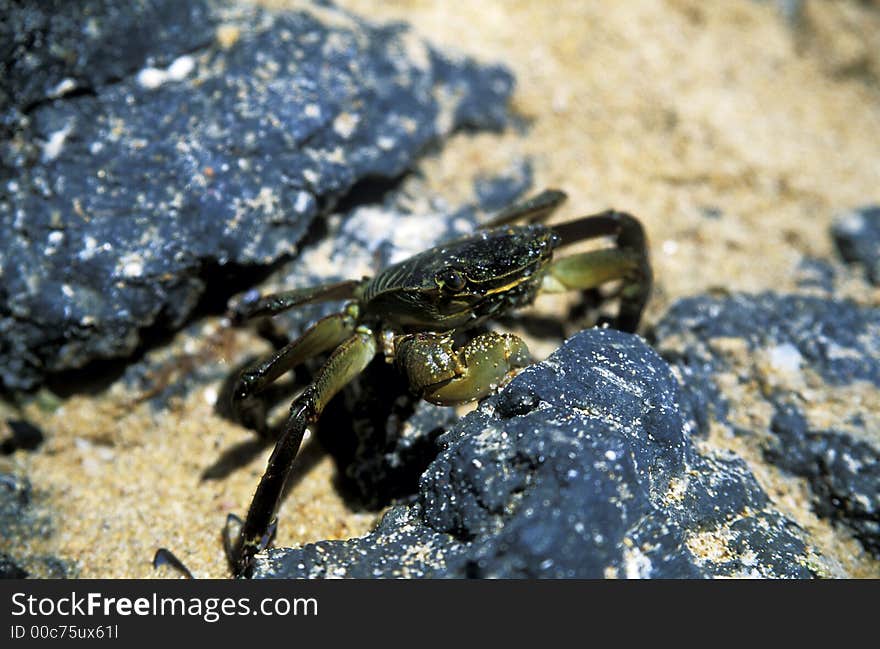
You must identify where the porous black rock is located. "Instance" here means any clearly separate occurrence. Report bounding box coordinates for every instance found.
[832,206,880,286]
[0,0,221,128]
[0,0,515,390]
[767,400,880,556]
[0,552,28,579]
[655,292,880,558]
[657,293,880,401]
[0,472,72,578]
[253,329,815,578]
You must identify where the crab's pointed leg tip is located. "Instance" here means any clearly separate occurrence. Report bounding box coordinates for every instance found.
[151,548,166,570]
[152,548,195,579]
[259,519,278,552]
[222,513,244,561]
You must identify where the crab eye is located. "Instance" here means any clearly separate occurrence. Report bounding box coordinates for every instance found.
[435,267,466,292]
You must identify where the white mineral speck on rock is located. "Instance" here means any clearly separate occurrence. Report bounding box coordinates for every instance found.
[138,55,195,90]
[294,191,312,212]
[42,123,73,162]
[623,545,653,579]
[166,55,195,81]
[767,343,803,374]
[137,67,166,89]
[48,78,77,98]
[333,112,360,138]
[377,135,396,150]
[119,253,145,278]
[302,169,319,184]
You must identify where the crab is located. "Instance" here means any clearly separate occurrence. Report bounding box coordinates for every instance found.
[222,188,651,577]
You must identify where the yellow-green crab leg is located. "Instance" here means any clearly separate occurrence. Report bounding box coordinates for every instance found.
[230,327,378,577]
[394,331,531,406]
[546,209,652,332]
[233,306,359,402]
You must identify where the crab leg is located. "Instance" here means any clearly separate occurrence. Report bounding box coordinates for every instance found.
[231,327,378,577]
[542,209,652,332]
[551,209,647,251]
[395,331,531,405]
[481,188,568,228]
[228,279,362,322]
[233,305,359,399]
[541,246,650,333]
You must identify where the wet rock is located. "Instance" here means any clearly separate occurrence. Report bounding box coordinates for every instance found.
[767,399,880,556]
[832,206,880,286]
[0,552,28,579]
[657,293,880,389]
[254,505,470,579]
[0,0,220,128]
[655,292,880,558]
[254,329,817,578]
[0,0,515,391]
[473,159,533,212]
[0,472,73,578]
[0,472,34,528]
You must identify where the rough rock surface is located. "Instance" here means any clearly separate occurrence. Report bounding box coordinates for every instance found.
[655,293,880,558]
[0,0,221,128]
[0,0,514,390]
[0,471,72,578]
[254,329,820,578]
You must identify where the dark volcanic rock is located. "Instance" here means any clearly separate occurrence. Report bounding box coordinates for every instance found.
[253,329,816,578]
[0,552,29,579]
[0,0,220,128]
[657,293,880,388]
[0,0,515,390]
[655,292,880,558]
[0,472,72,578]
[832,206,880,286]
[767,399,880,556]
